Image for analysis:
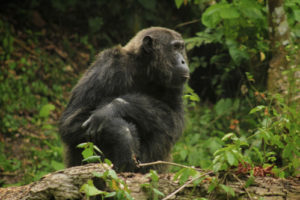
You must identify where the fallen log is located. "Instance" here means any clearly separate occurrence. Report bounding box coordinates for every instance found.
[0,163,299,200]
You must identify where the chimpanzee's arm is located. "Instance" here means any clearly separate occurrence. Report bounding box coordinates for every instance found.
[59,48,132,146]
[82,93,184,164]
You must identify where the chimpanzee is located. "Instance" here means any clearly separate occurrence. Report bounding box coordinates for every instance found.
[59,27,189,173]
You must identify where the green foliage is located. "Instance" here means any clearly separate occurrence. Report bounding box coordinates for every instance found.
[183,0,269,100]
[176,82,299,180]
[0,21,74,135]
[212,133,248,172]
[0,18,74,185]
[89,160,134,200]
[184,85,200,107]
[1,0,299,195]
[77,142,102,163]
[190,0,268,64]
[173,0,300,181]
[141,170,164,200]
[39,104,55,118]
[77,144,134,199]
[0,143,21,173]
[173,98,247,170]
[246,95,300,176]
[77,143,133,199]
[219,184,235,197]
[285,0,300,37]
[80,179,107,197]
[177,85,299,178]
[174,167,198,185]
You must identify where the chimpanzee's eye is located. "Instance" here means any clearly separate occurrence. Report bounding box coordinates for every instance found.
[171,40,184,51]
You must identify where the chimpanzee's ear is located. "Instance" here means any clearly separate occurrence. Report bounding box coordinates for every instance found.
[142,35,153,53]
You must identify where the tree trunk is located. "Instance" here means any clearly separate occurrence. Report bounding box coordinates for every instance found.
[0,164,299,200]
[267,0,290,94]
[267,0,300,104]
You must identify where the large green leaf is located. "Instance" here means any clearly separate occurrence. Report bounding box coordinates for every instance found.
[225,151,236,166]
[219,5,240,19]
[202,4,224,28]
[239,0,263,19]
[80,180,105,196]
[249,105,266,114]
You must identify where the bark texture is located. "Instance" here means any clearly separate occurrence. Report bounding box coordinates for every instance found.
[267,0,290,94]
[267,0,300,102]
[0,163,299,200]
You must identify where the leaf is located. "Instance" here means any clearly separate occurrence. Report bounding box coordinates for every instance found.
[214,98,232,116]
[80,180,105,196]
[179,149,188,160]
[220,184,235,196]
[124,191,134,200]
[249,105,266,114]
[93,145,103,155]
[207,138,223,154]
[93,172,104,178]
[77,142,89,148]
[82,155,101,163]
[105,192,116,198]
[174,168,185,181]
[212,161,222,172]
[39,104,55,118]
[245,176,254,188]
[225,151,236,166]
[219,5,240,19]
[104,158,113,166]
[179,168,191,184]
[192,175,205,186]
[149,170,159,182]
[207,181,217,193]
[251,147,263,163]
[242,7,263,19]
[185,32,216,50]
[202,3,224,28]
[153,188,164,197]
[51,160,64,170]
[282,144,293,159]
[228,45,249,64]
[293,9,300,21]
[81,146,94,159]
[222,133,236,141]
[175,0,184,9]
[240,0,264,19]
[108,169,118,179]
[189,93,200,102]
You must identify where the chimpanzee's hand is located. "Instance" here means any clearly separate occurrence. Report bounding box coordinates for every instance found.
[81,103,117,141]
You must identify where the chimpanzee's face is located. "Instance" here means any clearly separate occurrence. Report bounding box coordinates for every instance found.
[141,30,189,88]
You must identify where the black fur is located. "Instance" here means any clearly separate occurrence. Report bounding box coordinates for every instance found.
[59,27,189,173]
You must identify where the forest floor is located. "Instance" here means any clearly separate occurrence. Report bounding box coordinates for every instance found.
[0,12,92,186]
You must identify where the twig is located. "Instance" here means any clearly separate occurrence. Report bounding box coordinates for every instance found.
[175,19,201,28]
[162,171,213,200]
[138,160,203,171]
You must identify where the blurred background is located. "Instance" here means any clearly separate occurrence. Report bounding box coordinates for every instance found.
[0,0,299,186]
